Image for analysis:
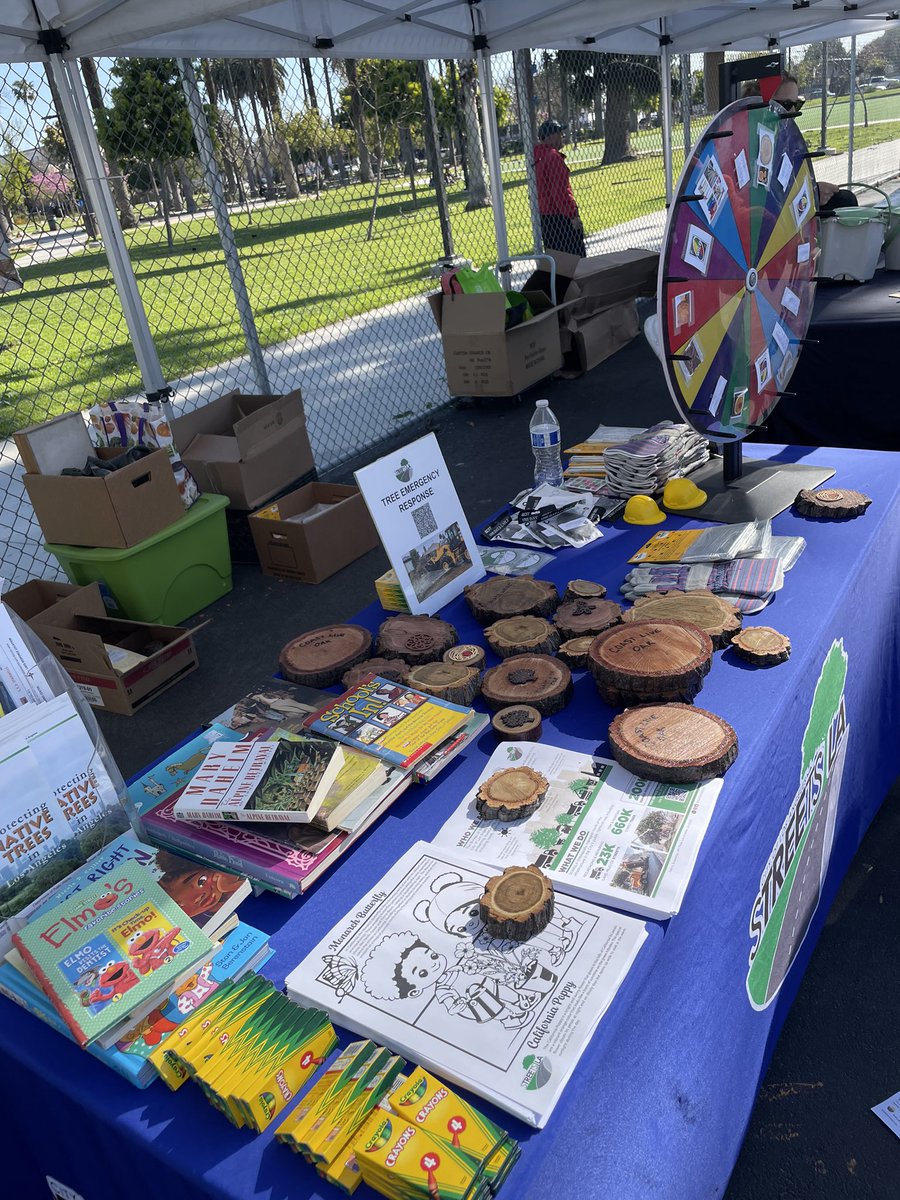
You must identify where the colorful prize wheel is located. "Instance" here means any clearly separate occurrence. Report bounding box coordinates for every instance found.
[659,97,818,442]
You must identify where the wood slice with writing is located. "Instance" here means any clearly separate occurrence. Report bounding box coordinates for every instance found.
[481,654,573,716]
[589,618,713,706]
[564,579,607,603]
[608,703,738,783]
[730,627,791,666]
[484,615,560,659]
[557,636,595,670]
[375,614,457,665]
[475,766,549,822]
[623,590,742,650]
[491,705,543,742]
[479,864,554,942]
[406,661,481,707]
[279,624,372,687]
[794,487,871,520]
[464,575,559,624]
[444,644,486,670]
[554,598,623,640]
[342,657,410,689]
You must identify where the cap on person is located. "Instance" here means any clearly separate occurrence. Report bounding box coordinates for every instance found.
[538,119,568,141]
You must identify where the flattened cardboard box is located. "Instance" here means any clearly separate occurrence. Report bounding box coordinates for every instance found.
[172,390,315,509]
[524,248,659,310]
[31,583,202,716]
[564,300,640,376]
[249,482,378,584]
[428,291,562,397]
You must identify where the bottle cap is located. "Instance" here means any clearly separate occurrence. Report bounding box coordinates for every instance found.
[623,495,666,525]
[536,399,548,407]
[663,478,708,510]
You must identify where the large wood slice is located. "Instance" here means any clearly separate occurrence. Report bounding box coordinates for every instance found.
[554,598,623,640]
[481,654,573,716]
[375,614,457,665]
[794,487,871,520]
[342,656,410,689]
[623,590,741,650]
[465,575,559,624]
[491,705,543,742]
[485,615,560,659]
[406,661,481,707]
[479,865,555,942]
[607,703,738,783]
[557,636,595,670]
[444,644,486,670]
[475,766,549,822]
[589,618,713,706]
[731,627,791,666]
[279,624,372,687]
[564,579,607,602]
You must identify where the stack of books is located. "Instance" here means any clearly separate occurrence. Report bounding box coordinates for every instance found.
[563,423,646,483]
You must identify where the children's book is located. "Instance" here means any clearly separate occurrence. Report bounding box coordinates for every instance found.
[305,676,471,770]
[125,724,244,816]
[412,711,490,784]
[208,679,333,736]
[308,747,389,833]
[172,735,345,824]
[13,859,214,1047]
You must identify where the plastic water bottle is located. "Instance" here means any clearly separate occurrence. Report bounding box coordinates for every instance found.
[530,398,563,487]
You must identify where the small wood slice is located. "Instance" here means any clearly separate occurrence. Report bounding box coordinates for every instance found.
[491,705,543,742]
[589,618,713,706]
[475,766,549,822]
[485,616,560,659]
[375,614,457,665]
[564,579,607,603]
[623,590,742,650]
[557,636,595,670]
[465,576,559,624]
[444,644,486,670]
[406,661,481,706]
[595,681,701,708]
[731,627,792,666]
[481,654,573,716]
[342,657,410,689]
[794,487,872,520]
[608,703,738,784]
[279,624,372,688]
[479,865,555,942]
[554,598,623,640]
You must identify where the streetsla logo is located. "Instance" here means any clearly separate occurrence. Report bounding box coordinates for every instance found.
[746,640,849,1010]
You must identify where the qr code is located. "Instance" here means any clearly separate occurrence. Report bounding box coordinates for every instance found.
[412,502,438,539]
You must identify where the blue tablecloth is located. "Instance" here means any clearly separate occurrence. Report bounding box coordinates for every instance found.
[5,445,900,1200]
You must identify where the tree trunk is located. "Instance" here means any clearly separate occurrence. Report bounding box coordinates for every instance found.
[248,91,275,195]
[176,159,197,213]
[399,125,418,204]
[366,126,384,241]
[559,53,572,143]
[593,66,604,137]
[153,161,174,251]
[458,59,491,210]
[448,61,468,187]
[345,59,372,183]
[164,162,183,212]
[79,56,138,230]
[303,60,318,110]
[703,52,725,114]
[601,63,636,164]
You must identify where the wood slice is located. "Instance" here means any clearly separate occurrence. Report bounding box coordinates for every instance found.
[491,705,543,742]
[484,616,560,659]
[730,627,791,666]
[406,661,481,706]
[481,654,573,716]
[607,703,738,783]
[554,598,623,640]
[595,681,701,708]
[475,766,549,822]
[564,579,607,603]
[623,590,742,650]
[279,624,372,687]
[444,644,486,670]
[375,614,457,665]
[479,865,555,942]
[589,618,713,705]
[794,487,871,520]
[557,636,595,670]
[464,576,559,624]
[342,657,410,689]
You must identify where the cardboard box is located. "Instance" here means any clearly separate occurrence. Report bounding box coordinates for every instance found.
[524,249,659,310]
[563,301,641,376]
[14,412,93,477]
[22,446,185,550]
[172,390,314,509]
[248,482,378,584]
[30,583,203,716]
[2,579,83,629]
[428,291,562,397]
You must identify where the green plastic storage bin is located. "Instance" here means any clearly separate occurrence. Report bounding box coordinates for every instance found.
[45,493,232,624]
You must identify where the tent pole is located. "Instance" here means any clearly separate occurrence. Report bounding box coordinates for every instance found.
[45,52,170,401]
[847,36,857,185]
[659,23,674,205]
[514,48,542,254]
[178,57,270,393]
[475,48,511,268]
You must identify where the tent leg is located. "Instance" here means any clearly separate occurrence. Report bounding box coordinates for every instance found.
[514,49,542,254]
[847,36,857,185]
[45,53,169,401]
[475,49,511,267]
[178,58,270,394]
[659,25,674,205]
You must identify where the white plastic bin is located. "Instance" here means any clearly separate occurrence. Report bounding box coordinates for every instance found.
[817,207,888,283]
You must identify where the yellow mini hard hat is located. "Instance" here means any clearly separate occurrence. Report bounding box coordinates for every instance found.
[623,494,666,525]
[663,477,708,510]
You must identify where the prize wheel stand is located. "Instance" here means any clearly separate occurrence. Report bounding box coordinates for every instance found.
[658,96,834,521]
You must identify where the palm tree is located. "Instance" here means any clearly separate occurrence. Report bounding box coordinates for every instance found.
[259,58,299,198]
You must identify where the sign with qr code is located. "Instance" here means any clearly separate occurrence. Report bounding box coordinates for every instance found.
[354,433,483,615]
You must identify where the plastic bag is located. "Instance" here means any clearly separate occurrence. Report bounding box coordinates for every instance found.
[88,399,200,507]
[441,264,504,297]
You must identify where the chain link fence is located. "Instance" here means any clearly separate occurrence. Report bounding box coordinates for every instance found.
[2,41,899,585]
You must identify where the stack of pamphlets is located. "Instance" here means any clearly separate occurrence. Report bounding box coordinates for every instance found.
[602,421,710,497]
[563,424,646,480]
[481,485,605,552]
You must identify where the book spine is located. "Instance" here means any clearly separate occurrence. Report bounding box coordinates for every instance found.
[174,807,313,824]
[143,824,302,899]
[11,935,90,1047]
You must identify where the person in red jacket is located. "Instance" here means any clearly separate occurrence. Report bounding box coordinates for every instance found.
[534,119,586,257]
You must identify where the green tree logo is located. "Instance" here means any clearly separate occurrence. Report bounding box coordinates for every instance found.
[801,640,848,781]
[395,458,412,483]
[530,827,559,851]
